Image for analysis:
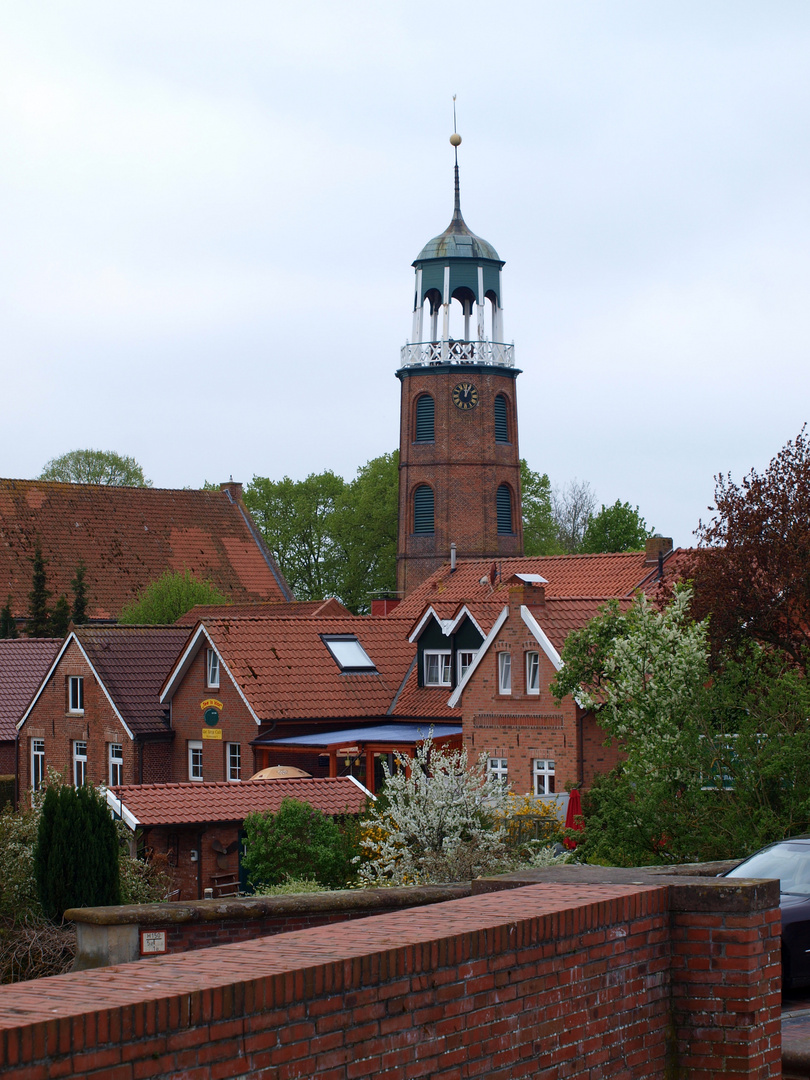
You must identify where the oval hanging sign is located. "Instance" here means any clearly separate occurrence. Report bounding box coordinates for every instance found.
[203,708,220,727]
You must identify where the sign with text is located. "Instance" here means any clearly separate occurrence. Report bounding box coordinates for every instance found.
[140,929,167,955]
[200,699,224,711]
[202,728,223,740]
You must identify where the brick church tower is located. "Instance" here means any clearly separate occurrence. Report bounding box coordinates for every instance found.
[396,134,523,597]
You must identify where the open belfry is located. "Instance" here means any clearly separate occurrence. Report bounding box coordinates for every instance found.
[396,125,523,596]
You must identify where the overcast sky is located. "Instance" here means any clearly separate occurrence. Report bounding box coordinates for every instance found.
[3,2,810,547]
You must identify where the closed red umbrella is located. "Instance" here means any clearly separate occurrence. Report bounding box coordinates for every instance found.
[564,788,583,849]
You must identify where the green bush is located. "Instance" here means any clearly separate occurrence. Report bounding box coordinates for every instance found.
[34,784,121,920]
[118,569,228,624]
[242,799,356,889]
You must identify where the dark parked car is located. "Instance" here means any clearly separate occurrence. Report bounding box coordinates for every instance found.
[724,838,810,990]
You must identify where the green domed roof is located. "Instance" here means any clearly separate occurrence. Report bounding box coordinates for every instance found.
[414,165,502,264]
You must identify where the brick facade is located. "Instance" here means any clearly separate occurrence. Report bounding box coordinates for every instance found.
[167,645,260,783]
[19,639,134,792]
[396,364,523,596]
[459,585,585,794]
[0,877,780,1079]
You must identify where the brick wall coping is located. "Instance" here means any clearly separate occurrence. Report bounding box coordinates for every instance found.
[64,882,470,927]
[473,862,779,912]
[0,882,668,1031]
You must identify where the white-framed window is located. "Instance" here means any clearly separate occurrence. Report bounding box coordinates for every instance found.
[424,650,452,686]
[68,676,84,714]
[457,651,476,682]
[498,652,512,694]
[526,652,540,695]
[533,759,555,796]
[188,741,203,781]
[73,741,87,787]
[227,742,241,782]
[488,758,508,783]
[206,649,220,689]
[108,743,123,787]
[31,738,45,792]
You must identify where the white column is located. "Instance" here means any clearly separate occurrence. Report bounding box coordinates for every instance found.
[495,270,504,341]
[463,299,471,341]
[476,266,485,344]
[411,268,423,344]
[441,265,450,361]
[431,304,438,342]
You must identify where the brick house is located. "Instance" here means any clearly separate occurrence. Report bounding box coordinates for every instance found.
[393,542,688,796]
[108,777,368,900]
[0,478,291,628]
[0,638,61,804]
[159,614,459,792]
[17,626,190,795]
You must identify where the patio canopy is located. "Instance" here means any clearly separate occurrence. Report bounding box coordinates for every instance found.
[252,722,463,794]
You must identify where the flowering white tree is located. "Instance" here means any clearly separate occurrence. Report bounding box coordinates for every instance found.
[358,737,513,885]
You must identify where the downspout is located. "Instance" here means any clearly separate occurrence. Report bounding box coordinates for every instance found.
[577,708,584,788]
[14,731,19,810]
[197,830,204,899]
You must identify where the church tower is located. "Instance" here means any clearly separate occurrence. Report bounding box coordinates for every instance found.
[396,132,523,597]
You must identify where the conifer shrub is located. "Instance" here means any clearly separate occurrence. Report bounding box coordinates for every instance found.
[34,784,121,920]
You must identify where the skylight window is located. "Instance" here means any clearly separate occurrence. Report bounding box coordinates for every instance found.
[322,636,377,672]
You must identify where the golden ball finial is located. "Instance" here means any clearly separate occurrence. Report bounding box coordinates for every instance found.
[450,133,462,147]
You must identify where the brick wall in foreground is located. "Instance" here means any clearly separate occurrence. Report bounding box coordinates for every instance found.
[0,879,781,1080]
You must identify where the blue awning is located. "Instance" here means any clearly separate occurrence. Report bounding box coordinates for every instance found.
[253,722,461,749]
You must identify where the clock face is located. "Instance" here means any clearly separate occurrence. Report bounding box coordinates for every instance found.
[452,381,479,411]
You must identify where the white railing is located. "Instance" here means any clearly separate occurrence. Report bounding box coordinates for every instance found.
[399,341,515,368]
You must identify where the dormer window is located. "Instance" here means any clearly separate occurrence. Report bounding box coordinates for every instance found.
[424,650,452,686]
[206,649,220,689]
[323,636,377,672]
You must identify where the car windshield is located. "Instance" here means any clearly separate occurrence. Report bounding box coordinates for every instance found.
[726,844,810,895]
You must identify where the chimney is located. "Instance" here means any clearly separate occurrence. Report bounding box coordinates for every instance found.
[450,543,457,572]
[644,536,673,564]
[371,598,401,616]
[219,479,244,504]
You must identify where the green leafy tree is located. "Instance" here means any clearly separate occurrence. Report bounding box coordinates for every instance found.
[70,561,89,625]
[552,587,810,865]
[332,451,399,612]
[242,798,352,889]
[49,596,70,637]
[27,544,51,638]
[521,461,561,556]
[0,597,17,639]
[34,784,121,921]
[580,501,651,553]
[39,449,152,487]
[118,569,228,625]
[245,452,399,612]
[245,471,347,602]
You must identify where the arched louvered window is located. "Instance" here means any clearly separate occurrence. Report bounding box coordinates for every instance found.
[494,394,509,444]
[496,484,513,534]
[415,394,435,442]
[413,485,435,534]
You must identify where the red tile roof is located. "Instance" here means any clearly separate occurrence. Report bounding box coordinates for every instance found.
[0,480,291,621]
[172,616,416,722]
[389,674,457,720]
[109,777,368,826]
[75,626,192,736]
[176,597,349,626]
[395,551,685,618]
[0,639,61,741]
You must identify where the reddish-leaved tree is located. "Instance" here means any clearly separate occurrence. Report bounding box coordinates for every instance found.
[689,427,810,669]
